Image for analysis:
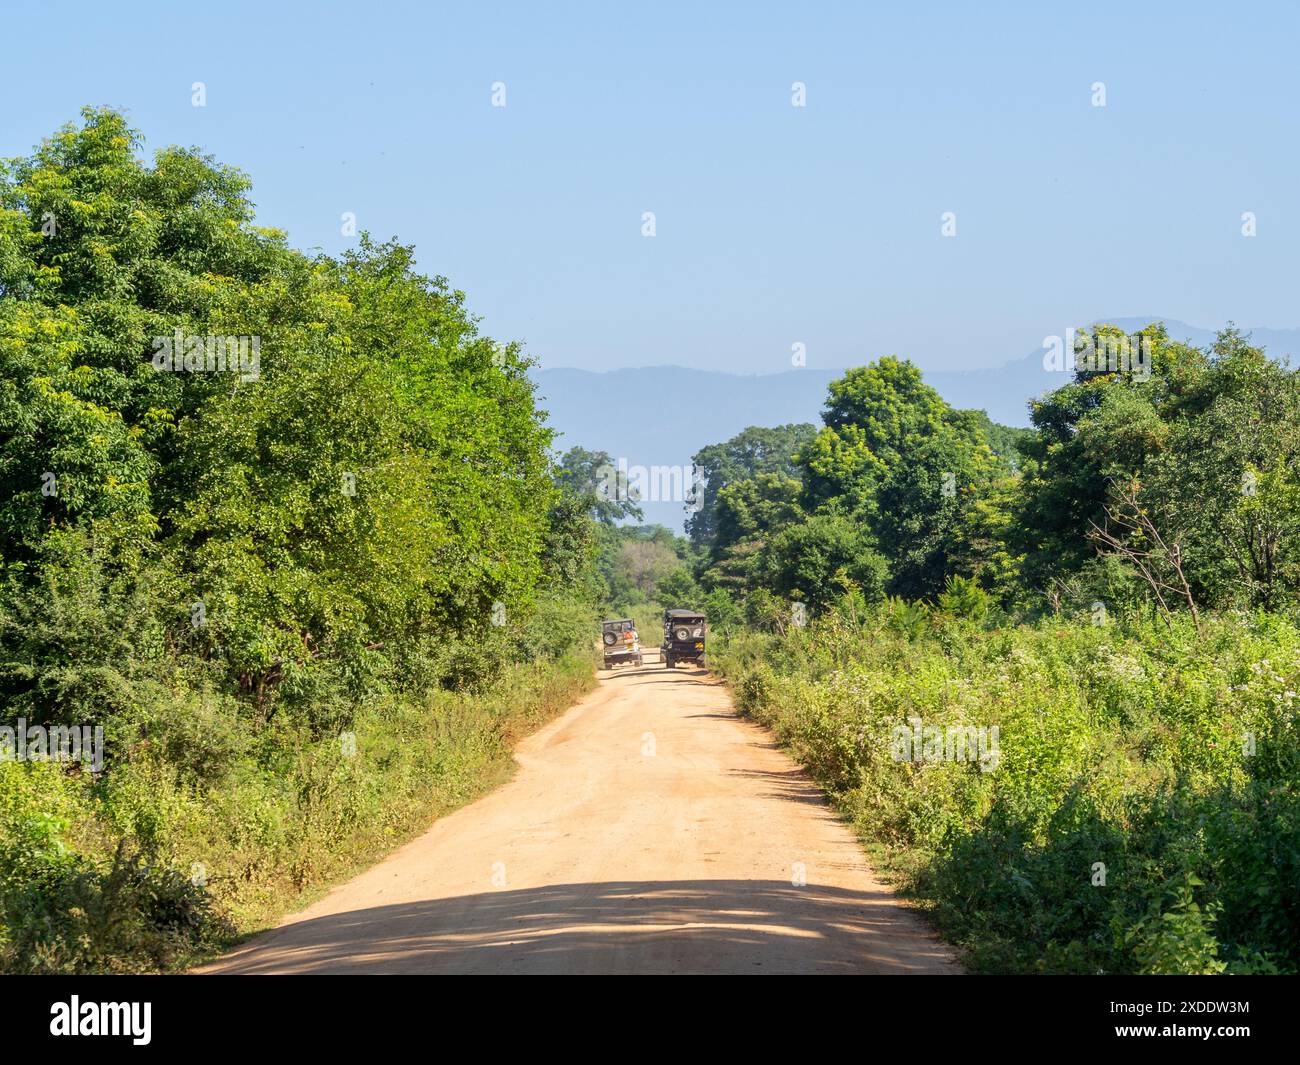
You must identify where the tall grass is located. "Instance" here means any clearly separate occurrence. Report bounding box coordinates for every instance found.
[0,650,595,973]
[712,607,1300,973]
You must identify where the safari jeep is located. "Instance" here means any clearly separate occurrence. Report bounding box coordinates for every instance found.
[601,618,643,668]
[662,609,706,669]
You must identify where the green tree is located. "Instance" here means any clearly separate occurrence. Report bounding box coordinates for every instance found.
[1015,323,1300,615]
[555,446,644,525]
[1095,332,1300,611]
[1013,324,1192,593]
[797,357,1008,599]
[799,357,949,509]
[1,108,565,716]
[701,472,804,592]
[756,511,888,613]
[687,424,814,548]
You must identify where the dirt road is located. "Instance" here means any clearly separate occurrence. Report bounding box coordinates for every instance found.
[199,657,960,974]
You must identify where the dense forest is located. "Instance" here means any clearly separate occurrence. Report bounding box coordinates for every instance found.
[590,326,1300,623]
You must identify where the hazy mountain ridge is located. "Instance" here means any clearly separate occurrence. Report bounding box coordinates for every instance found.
[532,319,1300,531]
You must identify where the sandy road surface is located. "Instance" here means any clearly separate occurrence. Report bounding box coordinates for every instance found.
[199,656,960,974]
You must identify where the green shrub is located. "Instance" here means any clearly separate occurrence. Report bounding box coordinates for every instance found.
[712,607,1300,973]
[0,107,605,975]
[937,575,992,622]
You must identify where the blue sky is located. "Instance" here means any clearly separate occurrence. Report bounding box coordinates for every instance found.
[3,0,1296,373]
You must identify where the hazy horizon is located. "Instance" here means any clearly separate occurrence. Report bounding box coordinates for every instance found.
[531,315,1300,375]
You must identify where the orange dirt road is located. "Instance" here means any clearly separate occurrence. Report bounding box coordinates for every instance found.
[198,657,961,975]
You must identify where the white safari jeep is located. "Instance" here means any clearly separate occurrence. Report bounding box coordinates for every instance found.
[601,618,643,668]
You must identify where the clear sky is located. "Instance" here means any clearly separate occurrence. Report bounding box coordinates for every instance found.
[3,0,1295,373]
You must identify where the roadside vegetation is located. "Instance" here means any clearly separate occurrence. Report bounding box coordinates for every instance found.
[0,110,602,972]
[714,609,1299,974]
[681,319,1300,973]
[542,225,1300,977]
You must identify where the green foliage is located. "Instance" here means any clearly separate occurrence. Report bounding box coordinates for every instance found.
[1130,335,1300,610]
[937,575,992,622]
[801,356,949,505]
[594,523,695,613]
[2,109,564,707]
[694,357,1022,606]
[1122,874,1228,975]
[683,322,1300,625]
[687,424,815,549]
[699,472,803,592]
[1014,322,1300,614]
[868,410,1005,599]
[884,595,930,639]
[712,472,803,555]
[554,446,643,525]
[0,109,603,973]
[712,610,1300,974]
[756,511,888,613]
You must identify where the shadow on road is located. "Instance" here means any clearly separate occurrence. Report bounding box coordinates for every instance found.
[599,669,711,688]
[725,764,833,807]
[206,880,958,975]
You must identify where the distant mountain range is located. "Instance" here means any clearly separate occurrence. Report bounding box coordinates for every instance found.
[531,318,1300,532]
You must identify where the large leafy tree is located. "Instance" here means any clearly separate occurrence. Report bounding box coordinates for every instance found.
[0,108,284,558]
[755,510,888,612]
[1095,333,1300,611]
[0,108,560,712]
[799,357,950,509]
[686,423,814,548]
[1012,324,1191,591]
[869,410,1005,598]
[700,472,803,592]
[554,445,643,525]
[1012,322,1300,614]
[796,357,1008,599]
[713,472,803,554]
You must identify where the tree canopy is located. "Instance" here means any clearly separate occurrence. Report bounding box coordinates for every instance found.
[0,107,567,715]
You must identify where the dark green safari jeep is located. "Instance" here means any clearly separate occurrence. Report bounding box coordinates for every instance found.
[661,609,706,669]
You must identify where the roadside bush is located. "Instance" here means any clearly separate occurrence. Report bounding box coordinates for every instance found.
[0,639,595,973]
[0,109,605,973]
[712,607,1300,973]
